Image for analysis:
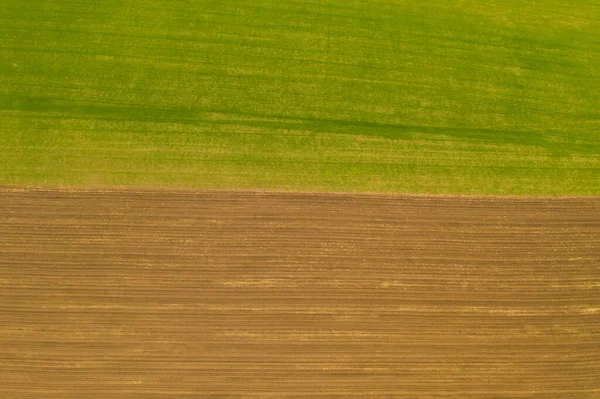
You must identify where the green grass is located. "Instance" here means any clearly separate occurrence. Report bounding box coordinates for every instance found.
[1,0,599,194]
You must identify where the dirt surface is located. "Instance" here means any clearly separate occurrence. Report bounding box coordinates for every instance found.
[1,187,599,398]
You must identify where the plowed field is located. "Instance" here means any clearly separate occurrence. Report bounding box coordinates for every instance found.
[1,187,599,398]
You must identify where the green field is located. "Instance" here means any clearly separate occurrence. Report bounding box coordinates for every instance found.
[1,0,599,194]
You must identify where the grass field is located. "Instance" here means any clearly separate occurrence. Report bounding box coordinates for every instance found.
[1,0,599,194]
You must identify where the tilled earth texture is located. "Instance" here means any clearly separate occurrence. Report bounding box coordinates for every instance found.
[0,187,599,398]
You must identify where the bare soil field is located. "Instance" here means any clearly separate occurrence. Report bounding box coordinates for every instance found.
[0,187,599,398]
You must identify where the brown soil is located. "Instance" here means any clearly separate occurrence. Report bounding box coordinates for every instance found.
[1,187,599,398]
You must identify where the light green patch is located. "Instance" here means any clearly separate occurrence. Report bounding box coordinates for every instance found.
[0,0,599,194]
